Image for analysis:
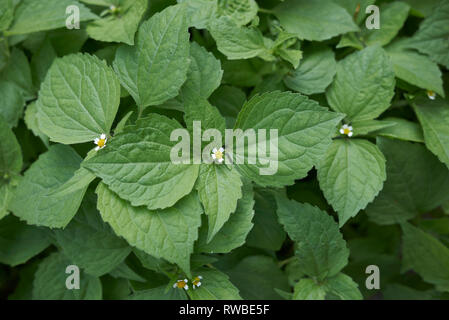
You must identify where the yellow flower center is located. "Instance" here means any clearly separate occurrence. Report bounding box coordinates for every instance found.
[343,128,351,135]
[193,277,201,286]
[176,281,187,289]
[215,150,223,160]
[97,138,106,148]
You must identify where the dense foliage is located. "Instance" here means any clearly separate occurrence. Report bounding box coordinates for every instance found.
[1,0,449,300]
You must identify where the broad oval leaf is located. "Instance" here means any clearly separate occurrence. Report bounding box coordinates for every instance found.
[233,91,344,187]
[326,46,396,121]
[113,4,190,110]
[36,53,121,144]
[317,139,386,226]
[83,114,199,210]
[96,183,202,275]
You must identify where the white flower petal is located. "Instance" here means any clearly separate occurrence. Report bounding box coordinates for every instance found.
[348,132,353,137]
[184,279,188,282]
[173,283,177,288]
[218,158,224,163]
[101,134,106,139]
[95,146,100,151]
[197,282,201,287]
[211,153,216,159]
[212,148,217,153]
[339,129,344,134]
[198,276,203,279]
[94,138,99,144]
[184,285,189,290]
[219,147,224,152]
[348,126,353,131]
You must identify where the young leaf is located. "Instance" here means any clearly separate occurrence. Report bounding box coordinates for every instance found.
[5,0,98,36]
[326,46,396,121]
[209,16,271,60]
[196,178,254,253]
[83,115,200,210]
[33,252,102,300]
[293,278,326,300]
[274,0,359,41]
[401,222,449,292]
[217,0,258,26]
[0,215,51,266]
[324,273,363,300]
[276,195,349,280]
[366,138,449,225]
[317,139,386,226]
[386,38,444,97]
[195,165,243,242]
[233,91,344,187]
[350,119,397,136]
[187,267,242,300]
[9,145,88,228]
[36,53,121,144]
[180,0,217,29]
[412,97,449,169]
[0,0,14,31]
[86,0,148,45]
[181,42,223,99]
[54,191,131,277]
[96,183,203,276]
[283,44,336,95]
[113,4,190,110]
[408,0,449,69]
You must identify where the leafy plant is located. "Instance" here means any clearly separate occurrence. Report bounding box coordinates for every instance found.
[0,0,449,301]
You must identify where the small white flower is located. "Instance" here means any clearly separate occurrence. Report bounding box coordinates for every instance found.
[109,5,116,11]
[427,90,436,100]
[211,147,225,163]
[173,279,189,290]
[192,275,203,289]
[339,124,353,137]
[94,134,107,151]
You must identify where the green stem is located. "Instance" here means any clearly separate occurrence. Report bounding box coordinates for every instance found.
[278,256,296,268]
[258,8,275,14]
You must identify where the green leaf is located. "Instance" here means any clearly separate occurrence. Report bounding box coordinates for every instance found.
[209,16,271,60]
[181,42,223,99]
[408,0,449,69]
[0,184,14,220]
[293,278,326,300]
[0,115,22,178]
[96,183,203,275]
[217,0,258,26]
[0,0,14,31]
[108,261,146,282]
[317,139,386,226]
[226,255,289,299]
[54,191,131,277]
[366,138,449,225]
[324,273,363,300]
[412,97,449,169]
[33,252,102,300]
[373,117,424,143]
[0,48,34,100]
[180,0,217,29]
[196,165,243,241]
[183,94,226,136]
[283,44,336,95]
[274,0,359,41]
[187,267,241,300]
[9,145,88,228]
[48,166,96,197]
[362,2,410,47]
[326,46,396,121]
[5,0,98,36]
[233,91,343,187]
[402,0,441,17]
[401,222,449,292]
[0,214,51,266]
[351,119,397,136]
[36,53,121,144]
[86,0,148,45]
[386,38,444,97]
[128,285,187,300]
[209,85,246,127]
[0,81,25,127]
[83,115,199,210]
[276,195,349,280]
[24,101,50,147]
[30,38,57,90]
[246,188,286,251]
[196,178,254,253]
[113,4,190,109]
